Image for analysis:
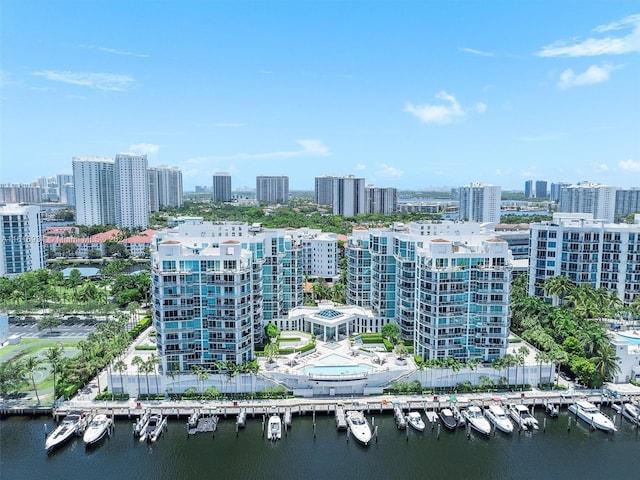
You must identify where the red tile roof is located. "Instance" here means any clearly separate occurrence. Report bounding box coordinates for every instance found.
[44,229,121,244]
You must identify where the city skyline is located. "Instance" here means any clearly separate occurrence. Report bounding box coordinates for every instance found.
[1,2,639,191]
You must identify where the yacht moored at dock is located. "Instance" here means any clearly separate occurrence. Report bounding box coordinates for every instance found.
[268,414,282,441]
[45,411,91,453]
[568,400,616,433]
[394,405,407,429]
[463,404,492,436]
[508,404,539,430]
[345,410,373,446]
[484,404,513,434]
[82,414,113,447]
[406,411,425,432]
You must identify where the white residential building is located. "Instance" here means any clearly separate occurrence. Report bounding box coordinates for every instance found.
[114,153,149,229]
[72,156,115,226]
[314,175,338,206]
[458,183,501,223]
[559,182,617,223]
[0,203,45,276]
[365,185,397,214]
[528,213,640,304]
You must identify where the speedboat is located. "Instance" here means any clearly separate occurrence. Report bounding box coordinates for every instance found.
[508,404,539,430]
[345,410,373,446]
[452,405,466,427]
[188,411,200,429]
[439,408,458,430]
[406,411,426,432]
[45,411,90,453]
[622,402,640,425]
[268,414,282,441]
[484,404,514,434]
[83,414,113,446]
[139,414,167,442]
[463,404,492,436]
[568,400,616,433]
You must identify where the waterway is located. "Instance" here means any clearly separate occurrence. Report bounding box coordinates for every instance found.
[1,407,638,480]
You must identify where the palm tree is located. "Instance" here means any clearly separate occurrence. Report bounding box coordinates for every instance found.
[147,354,160,395]
[591,344,621,383]
[23,356,45,404]
[191,365,209,394]
[114,360,127,395]
[141,359,153,397]
[535,351,549,388]
[543,275,575,306]
[131,355,144,397]
[579,324,609,357]
[44,343,64,401]
[550,348,569,387]
[517,345,530,390]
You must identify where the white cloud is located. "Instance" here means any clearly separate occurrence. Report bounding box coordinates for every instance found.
[475,102,487,114]
[354,163,366,171]
[536,14,640,57]
[558,64,616,89]
[32,70,135,91]
[592,162,609,173]
[375,163,403,179]
[194,139,332,162]
[619,159,640,171]
[129,143,160,155]
[405,91,464,124]
[458,47,494,57]
[97,46,149,58]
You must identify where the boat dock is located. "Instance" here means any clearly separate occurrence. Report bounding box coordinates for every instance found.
[335,405,347,430]
[188,415,219,436]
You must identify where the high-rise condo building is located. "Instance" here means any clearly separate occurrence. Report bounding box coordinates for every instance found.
[365,185,397,214]
[72,156,116,226]
[256,176,289,204]
[114,153,148,229]
[332,175,366,217]
[615,188,640,218]
[558,182,617,223]
[0,204,45,276]
[0,184,43,204]
[212,172,232,203]
[550,182,570,203]
[528,213,640,305]
[314,175,338,206]
[148,165,183,212]
[458,183,501,223]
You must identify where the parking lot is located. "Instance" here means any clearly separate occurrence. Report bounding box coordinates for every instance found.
[7,322,96,339]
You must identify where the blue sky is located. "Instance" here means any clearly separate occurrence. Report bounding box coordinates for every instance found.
[1,1,639,191]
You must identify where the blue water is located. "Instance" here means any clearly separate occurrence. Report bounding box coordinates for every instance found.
[616,332,640,345]
[303,364,372,375]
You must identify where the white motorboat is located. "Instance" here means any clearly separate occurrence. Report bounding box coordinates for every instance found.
[568,400,616,433]
[406,411,426,432]
[484,404,513,434]
[463,404,492,436]
[83,414,113,446]
[187,411,200,429]
[345,410,373,446]
[508,404,539,430]
[621,402,640,425]
[268,414,282,441]
[45,411,91,453]
[139,414,167,442]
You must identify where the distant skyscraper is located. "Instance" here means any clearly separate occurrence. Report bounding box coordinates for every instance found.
[535,181,548,199]
[0,203,45,276]
[73,156,115,226]
[212,172,232,202]
[148,165,183,212]
[0,183,42,204]
[458,183,501,223]
[365,185,397,214]
[315,175,338,206]
[524,180,534,199]
[332,175,366,217]
[256,175,289,204]
[114,153,149,229]
[559,182,617,223]
[550,182,570,203]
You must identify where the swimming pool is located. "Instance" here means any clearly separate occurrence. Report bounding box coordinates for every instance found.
[302,353,372,375]
[303,364,372,375]
[616,332,640,345]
